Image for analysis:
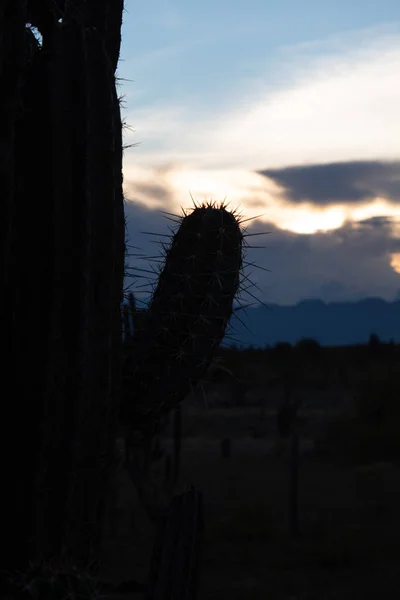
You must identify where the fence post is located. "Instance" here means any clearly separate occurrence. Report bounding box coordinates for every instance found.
[221,438,231,459]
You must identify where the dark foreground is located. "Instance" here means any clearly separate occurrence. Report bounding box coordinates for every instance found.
[100,407,400,599]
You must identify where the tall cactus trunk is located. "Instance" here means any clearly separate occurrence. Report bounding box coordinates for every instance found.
[60,18,125,563]
[1,0,47,578]
[34,19,90,563]
[0,0,125,585]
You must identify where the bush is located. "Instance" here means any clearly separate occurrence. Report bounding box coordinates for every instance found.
[315,415,400,465]
[295,338,322,359]
[350,377,399,437]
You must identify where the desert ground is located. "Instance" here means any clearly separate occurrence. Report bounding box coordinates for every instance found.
[100,343,400,599]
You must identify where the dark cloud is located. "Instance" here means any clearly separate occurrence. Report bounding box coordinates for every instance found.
[257,160,400,205]
[123,199,177,305]
[239,215,400,305]
[357,216,393,229]
[319,280,348,298]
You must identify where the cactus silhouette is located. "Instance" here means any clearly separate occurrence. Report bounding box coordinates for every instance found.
[1,2,262,598]
[122,201,243,427]
[121,201,244,523]
[1,0,125,584]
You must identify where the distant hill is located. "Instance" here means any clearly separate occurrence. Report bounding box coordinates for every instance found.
[226,298,400,347]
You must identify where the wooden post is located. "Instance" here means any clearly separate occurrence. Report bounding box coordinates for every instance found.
[289,425,300,537]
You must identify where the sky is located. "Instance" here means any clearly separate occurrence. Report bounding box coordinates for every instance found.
[118,0,400,306]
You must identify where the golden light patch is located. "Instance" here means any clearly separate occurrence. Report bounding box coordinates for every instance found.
[167,168,282,215]
[352,198,400,222]
[122,164,400,238]
[390,253,400,274]
[278,205,346,234]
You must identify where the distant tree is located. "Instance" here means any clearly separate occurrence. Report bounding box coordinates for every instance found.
[273,341,292,360]
[368,333,381,354]
[295,338,321,358]
[386,338,396,356]
[275,341,292,350]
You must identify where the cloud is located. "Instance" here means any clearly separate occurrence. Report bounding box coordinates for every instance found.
[123,29,400,171]
[201,35,400,170]
[123,163,284,214]
[123,199,172,305]
[119,22,400,306]
[130,181,173,207]
[123,162,400,235]
[258,160,400,205]
[242,215,400,305]
[124,163,179,210]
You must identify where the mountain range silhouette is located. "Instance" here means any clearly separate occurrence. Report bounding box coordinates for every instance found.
[226,298,400,347]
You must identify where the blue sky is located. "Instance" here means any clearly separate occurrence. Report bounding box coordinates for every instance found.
[118,0,400,305]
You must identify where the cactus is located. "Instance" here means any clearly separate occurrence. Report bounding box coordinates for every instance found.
[2,560,101,600]
[2,558,150,600]
[1,0,125,583]
[2,3,260,598]
[121,202,244,525]
[122,201,243,429]
[145,485,204,600]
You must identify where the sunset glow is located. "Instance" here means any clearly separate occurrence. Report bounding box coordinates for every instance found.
[120,4,400,304]
[390,252,400,274]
